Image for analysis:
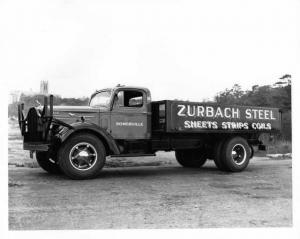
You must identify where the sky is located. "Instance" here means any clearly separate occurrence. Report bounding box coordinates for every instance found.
[1,0,299,101]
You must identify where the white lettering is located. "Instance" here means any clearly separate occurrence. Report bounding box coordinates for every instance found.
[232,108,240,118]
[252,109,258,119]
[270,110,276,120]
[197,106,205,117]
[206,106,214,117]
[251,122,272,130]
[177,105,186,116]
[215,107,224,118]
[184,121,190,128]
[221,121,249,130]
[258,110,264,119]
[183,120,218,129]
[224,108,231,118]
[116,122,143,127]
[177,104,276,122]
[264,110,269,120]
[245,109,252,119]
[187,105,196,117]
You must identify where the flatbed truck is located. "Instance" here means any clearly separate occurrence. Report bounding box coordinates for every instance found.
[18,85,281,179]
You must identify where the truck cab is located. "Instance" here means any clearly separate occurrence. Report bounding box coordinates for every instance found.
[89,86,152,140]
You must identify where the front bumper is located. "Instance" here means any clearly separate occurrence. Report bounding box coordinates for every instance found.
[23,142,50,151]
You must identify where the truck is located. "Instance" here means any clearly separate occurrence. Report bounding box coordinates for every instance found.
[17,85,282,179]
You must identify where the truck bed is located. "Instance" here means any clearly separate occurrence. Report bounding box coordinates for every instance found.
[151,100,281,134]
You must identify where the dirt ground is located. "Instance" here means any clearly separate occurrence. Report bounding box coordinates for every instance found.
[8,119,292,230]
[9,157,292,230]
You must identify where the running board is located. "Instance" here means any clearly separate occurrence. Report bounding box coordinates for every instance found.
[110,153,156,157]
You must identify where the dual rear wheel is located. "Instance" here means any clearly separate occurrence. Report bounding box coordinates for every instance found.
[175,136,251,172]
[175,149,207,168]
[213,136,251,172]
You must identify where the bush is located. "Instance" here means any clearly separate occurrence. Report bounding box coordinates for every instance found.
[266,138,292,154]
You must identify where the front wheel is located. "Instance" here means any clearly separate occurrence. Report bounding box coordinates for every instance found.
[175,149,207,168]
[58,133,106,179]
[36,151,61,174]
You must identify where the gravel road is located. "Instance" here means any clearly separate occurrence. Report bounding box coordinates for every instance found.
[8,156,292,230]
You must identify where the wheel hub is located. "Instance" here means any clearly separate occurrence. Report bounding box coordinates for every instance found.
[231,144,246,165]
[69,142,98,171]
[78,151,89,157]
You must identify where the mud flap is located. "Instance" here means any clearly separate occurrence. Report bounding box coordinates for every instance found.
[29,150,34,159]
[258,144,267,151]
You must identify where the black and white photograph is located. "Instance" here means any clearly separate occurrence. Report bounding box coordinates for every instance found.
[1,0,299,238]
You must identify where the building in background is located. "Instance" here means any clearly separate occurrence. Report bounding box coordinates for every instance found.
[9,91,21,104]
[9,80,50,104]
[9,89,35,104]
[40,80,49,95]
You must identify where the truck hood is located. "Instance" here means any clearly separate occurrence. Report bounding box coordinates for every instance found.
[52,106,103,124]
[53,105,99,113]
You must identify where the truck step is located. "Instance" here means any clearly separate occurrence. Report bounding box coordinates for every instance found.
[110,153,156,158]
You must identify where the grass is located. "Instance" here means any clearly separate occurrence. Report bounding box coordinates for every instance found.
[266,140,292,154]
[254,140,292,157]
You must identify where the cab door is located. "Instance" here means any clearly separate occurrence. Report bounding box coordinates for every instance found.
[110,89,151,139]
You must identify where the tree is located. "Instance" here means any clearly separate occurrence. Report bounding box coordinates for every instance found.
[214,80,291,140]
[215,84,244,105]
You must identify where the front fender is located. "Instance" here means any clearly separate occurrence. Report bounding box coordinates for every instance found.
[57,122,120,155]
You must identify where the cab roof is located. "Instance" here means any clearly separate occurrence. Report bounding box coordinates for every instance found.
[91,85,150,97]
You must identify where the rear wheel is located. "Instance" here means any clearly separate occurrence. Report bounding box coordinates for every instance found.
[58,133,106,179]
[221,136,251,172]
[175,149,207,168]
[250,145,254,159]
[213,138,229,171]
[36,151,61,174]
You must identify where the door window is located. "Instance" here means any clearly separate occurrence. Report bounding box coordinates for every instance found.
[113,90,144,108]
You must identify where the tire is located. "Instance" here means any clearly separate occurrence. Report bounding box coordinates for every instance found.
[221,136,251,172]
[250,145,254,159]
[175,149,207,168]
[213,138,229,171]
[58,133,106,179]
[36,151,61,174]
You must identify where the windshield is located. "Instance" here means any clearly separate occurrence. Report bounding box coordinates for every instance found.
[89,90,112,108]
